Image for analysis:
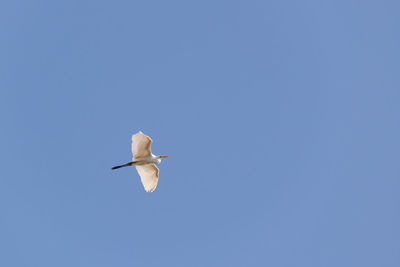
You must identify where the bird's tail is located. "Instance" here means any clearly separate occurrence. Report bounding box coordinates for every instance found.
[111,162,134,170]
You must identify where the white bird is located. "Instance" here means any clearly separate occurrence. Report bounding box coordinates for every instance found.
[112,131,168,192]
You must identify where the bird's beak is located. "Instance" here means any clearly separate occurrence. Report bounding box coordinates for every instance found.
[159,155,169,158]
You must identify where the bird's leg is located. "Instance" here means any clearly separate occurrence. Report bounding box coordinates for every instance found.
[111,161,137,170]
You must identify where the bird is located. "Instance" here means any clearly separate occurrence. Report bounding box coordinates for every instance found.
[112,131,168,192]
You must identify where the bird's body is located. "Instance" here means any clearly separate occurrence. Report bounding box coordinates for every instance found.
[133,155,162,165]
[112,131,168,192]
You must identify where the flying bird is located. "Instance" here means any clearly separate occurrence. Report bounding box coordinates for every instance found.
[112,131,168,192]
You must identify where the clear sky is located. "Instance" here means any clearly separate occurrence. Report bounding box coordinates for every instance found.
[1,1,399,266]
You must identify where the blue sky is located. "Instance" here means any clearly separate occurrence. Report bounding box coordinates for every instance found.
[1,0,399,266]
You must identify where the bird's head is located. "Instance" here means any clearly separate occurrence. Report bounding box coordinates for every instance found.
[156,155,169,164]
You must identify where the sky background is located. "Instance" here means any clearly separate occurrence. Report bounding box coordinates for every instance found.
[1,0,399,266]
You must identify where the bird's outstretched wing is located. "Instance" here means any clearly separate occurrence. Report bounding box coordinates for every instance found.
[136,164,159,192]
[131,131,152,159]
